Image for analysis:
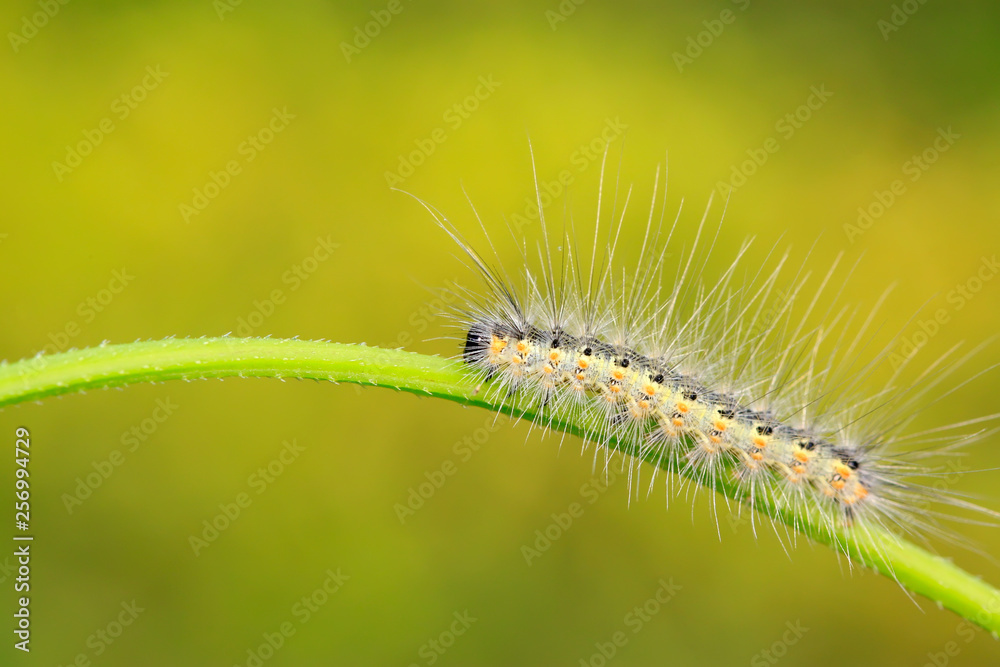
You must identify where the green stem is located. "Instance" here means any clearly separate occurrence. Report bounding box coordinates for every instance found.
[3,337,999,633]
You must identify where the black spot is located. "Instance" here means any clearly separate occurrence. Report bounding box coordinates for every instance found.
[718,409,735,420]
[800,440,817,451]
[653,373,665,383]
[756,425,774,436]
[463,327,491,365]
[847,459,860,470]
[683,390,697,401]
[619,358,630,368]
[583,347,593,356]
[549,329,567,349]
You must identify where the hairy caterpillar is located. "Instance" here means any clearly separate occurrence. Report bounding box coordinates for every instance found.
[404,148,999,568]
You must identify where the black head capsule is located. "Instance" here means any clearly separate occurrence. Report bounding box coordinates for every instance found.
[463,322,496,365]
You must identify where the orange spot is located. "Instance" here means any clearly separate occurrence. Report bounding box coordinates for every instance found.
[644,385,656,396]
[713,420,727,431]
[672,418,684,427]
[638,400,650,410]
[612,370,625,381]
[793,451,809,463]
[609,385,621,394]
[576,373,586,381]
[489,337,507,354]
[835,464,852,478]
[856,486,869,500]
[752,452,764,461]
[542,366,553,375]
[577,359,589,369]
[549,351,560,361]
[516,341,529,353]
[831,479,846,491]
[752,437,767,448]
[510,356,523,365]
[676,403,689,413]
[710,435,722,444]
[792,465,806,474]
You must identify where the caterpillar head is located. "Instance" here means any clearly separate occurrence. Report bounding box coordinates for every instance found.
[463,320,500,366]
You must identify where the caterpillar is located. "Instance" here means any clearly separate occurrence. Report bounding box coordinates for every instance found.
[404,148,998,566]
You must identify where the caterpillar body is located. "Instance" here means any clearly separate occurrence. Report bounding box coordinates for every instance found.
[407,152,997,561]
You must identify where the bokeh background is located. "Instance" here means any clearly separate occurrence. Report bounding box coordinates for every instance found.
[3,1,1000,665]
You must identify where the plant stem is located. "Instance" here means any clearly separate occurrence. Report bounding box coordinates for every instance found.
[3,336,999,633]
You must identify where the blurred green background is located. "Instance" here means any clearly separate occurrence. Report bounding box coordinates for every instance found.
[3,1,1000,665]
